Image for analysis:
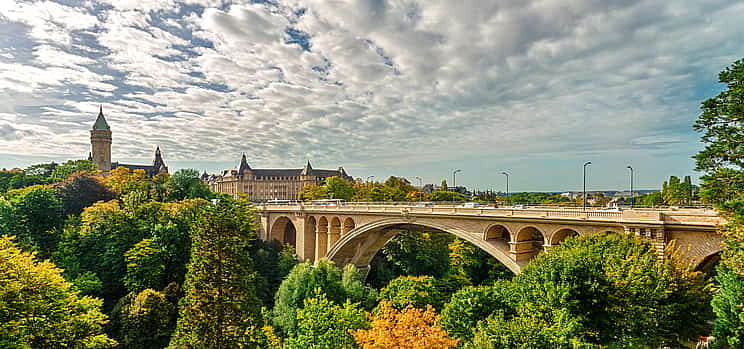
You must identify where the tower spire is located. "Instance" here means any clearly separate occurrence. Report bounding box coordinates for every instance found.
[238,153,251,173]
[92,105,110,131]
[301,160,313,175]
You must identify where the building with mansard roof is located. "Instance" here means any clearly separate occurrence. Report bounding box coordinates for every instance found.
[206,154,352,201]
[89,106,168,176]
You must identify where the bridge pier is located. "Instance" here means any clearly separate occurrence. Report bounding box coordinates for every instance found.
[627,226,667,259]
[315,218,329,263]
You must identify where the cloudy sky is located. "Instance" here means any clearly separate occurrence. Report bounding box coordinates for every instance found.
[0,0,742,191]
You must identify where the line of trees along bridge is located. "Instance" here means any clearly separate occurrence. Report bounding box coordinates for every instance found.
[257,204,725,274]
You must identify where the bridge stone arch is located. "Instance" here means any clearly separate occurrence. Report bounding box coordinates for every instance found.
[343,217,355,234]
[270,216,296,247]
[326,218,522,274]
[329,217,342,251]
[514,225,546,261]
[549,227,580,247]
[483,224,511,242]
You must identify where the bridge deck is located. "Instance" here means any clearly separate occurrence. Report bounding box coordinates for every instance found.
[259,203,724,227]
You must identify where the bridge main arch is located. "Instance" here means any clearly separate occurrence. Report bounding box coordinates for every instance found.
[326,218,522,274]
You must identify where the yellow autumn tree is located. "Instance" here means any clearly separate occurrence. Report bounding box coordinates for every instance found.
[105,167,148,197]
[353,301,458,349]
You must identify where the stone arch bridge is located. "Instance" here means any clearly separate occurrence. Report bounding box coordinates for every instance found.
[256,204,725,274]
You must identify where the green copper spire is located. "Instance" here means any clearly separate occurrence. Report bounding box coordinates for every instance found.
[301,160,313,175]
[92,105,110,131]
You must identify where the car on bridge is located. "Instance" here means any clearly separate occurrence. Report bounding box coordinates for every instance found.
[460,202,480,208]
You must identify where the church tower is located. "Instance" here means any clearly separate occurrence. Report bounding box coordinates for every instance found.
[90,105,112,173]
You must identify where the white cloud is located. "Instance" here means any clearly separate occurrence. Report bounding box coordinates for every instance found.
[0,0,742,189]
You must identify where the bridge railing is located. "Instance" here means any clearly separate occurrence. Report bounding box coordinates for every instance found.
[255,201,713,211]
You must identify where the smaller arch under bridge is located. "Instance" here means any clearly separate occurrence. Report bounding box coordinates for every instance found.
[257,204,726,274]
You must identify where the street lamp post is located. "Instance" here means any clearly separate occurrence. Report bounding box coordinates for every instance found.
[583,161,592,211]
[415,176,423,202]
[452,169,461,206]
[627,165,634,208]
[366,175,374,202]
[501,171,509,206]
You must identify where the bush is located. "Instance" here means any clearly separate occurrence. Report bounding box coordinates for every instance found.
[440,281,514,342]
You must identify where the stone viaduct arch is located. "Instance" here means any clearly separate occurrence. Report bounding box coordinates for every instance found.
[327,218,522,273]
[258,205,725,274]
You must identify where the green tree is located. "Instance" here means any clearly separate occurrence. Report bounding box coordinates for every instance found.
[250,238,298,308]
[169,198,265,348]
[378,275,446,311]
[72,200,147,305]
[272,259,376,337]
[5,173,49,191]
[24,162,57,178]
[2,185,63,257]
[124,239,166,293]
[167,169,211,201]
[636,191,663,207]
[694,58,744,206]
[286,290,369,349]
[341,264,378,310]
[298,184,329,201]
[381,176,416,201]
[50,159,98,182]
[427,190,466,202]
[0,235,116,348]
[693,59,744,347]
[682,175,695,204]
[466,310,595,349]
[150,222,191,289]
[663,176,682,205]
[448,238,513,285]
[379,231,452,279]
[150,173,171,202]
[712,264,744,346]
[440,282,514,342]
[111,288,177,349]
[467,234,711,348]
[325,176,354,201]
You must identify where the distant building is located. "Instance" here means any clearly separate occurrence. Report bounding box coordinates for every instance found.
[89,106,168,176]
[206,154,352,201]
[560,192,579,200]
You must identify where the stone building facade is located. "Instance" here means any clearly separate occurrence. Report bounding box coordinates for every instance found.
[89,106,168,176]
[205,154,352,201]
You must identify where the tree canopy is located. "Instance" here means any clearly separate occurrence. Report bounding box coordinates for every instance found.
[694,58,744,348]
[0,235,116,348]
[455,234,711,348]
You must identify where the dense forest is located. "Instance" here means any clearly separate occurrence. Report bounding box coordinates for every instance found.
[2,59,744,348]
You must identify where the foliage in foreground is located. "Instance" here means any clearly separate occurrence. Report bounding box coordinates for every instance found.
[285,290,369,349]
[109,286,178,349]
[168,198,265,348]
[444,234,711,348]
[693,58,744,348]
[272,259,377,337]
[0,235,116,348]
[440,281,514,343]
